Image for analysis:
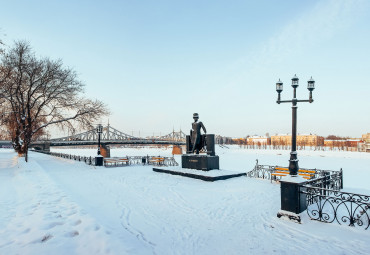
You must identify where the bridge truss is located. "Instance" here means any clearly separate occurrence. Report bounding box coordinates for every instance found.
[37,124,186,146]
[50,124,140,142]
[155,130,187,142]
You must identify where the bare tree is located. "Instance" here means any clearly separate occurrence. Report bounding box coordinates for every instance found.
[0,33,4,54]
[0,41,109,162]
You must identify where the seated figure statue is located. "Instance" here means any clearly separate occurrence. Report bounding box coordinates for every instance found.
[190,113,207,154]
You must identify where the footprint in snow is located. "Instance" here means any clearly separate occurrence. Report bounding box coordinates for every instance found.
[45,221,64,229]
[72,219,82,226]
[65,231,79,237]
[41,234,53,242]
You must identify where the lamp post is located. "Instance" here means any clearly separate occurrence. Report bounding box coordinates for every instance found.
[97,124,103,155]
[276,75,315,176]
[95,124,104,166]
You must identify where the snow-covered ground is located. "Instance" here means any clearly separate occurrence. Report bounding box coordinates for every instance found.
[1,146,370,255]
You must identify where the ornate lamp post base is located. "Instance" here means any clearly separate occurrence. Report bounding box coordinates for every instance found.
[278,175,307,223]
[288,151,299,176]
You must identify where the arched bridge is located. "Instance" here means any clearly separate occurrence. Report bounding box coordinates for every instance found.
[32,124,187,148]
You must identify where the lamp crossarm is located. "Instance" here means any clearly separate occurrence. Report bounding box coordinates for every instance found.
[277,98,313,104]
[277,100,293,103]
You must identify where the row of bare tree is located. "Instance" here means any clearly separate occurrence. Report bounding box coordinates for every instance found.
[217,137,360,151]
[0,41,109,161]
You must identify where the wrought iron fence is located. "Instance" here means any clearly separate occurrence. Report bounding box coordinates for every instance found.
[34,150,94,165]
[248,159,369,230]
[246,160,342,183]
[52,152,94,165]
[33,150,178,167]
[303,170,343,190]
[297,170,370,230]
[301,186,370,230]
[104,156,178,167]
[246,160,275,180]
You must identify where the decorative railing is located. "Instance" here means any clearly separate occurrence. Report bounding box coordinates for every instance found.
[301,186,370,230]
[104,156,178,167]
[246,160,342,184]
[297,169,370,230]
[248,158,370,230]
[33,150,178,167]
[303,170,343,191]
[246,160,275,180]
[34,150,94,165]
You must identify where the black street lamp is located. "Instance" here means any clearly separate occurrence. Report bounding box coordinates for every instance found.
[276,75,315,176]
[97,124,103,155]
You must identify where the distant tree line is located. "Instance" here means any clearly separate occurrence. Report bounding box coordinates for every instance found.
[326,135,348,140]
[215,135,360,152]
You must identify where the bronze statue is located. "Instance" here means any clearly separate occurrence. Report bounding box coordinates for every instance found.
[182,113,218,170]
[190,113,207,154]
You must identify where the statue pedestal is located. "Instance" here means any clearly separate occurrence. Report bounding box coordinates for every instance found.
[181,154,219,171]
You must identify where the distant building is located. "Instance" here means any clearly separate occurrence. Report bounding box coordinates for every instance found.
[324,138,362,151]
[297,134,324,146]
[271,134,324,146]
[247,136,271,145]
[359,133,370,152]
[271,134,290,146]
[324,140,345,147]
[346,139,362,147]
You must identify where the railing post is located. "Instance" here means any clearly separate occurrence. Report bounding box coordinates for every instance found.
[324,171,329,196]
[340,168,343,189]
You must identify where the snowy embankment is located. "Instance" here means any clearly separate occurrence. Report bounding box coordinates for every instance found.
[1,146,370,255]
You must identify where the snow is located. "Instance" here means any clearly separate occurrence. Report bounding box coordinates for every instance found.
[1,146,370,255]
[280,175,307,183]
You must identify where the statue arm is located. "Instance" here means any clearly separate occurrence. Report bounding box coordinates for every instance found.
[201,122,207,134]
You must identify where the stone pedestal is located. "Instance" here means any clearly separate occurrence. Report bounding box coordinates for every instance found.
[277,176,307,222]
[181,154,219,171]
[95,155,104,166]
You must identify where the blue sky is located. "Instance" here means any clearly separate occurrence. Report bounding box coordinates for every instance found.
[1,0,369,138]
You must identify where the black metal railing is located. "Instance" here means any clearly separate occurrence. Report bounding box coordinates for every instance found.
[104,156,178,167]
[249,159,369,230]
[33,150,178,167]
[246,160,342,184]
[297,170,370,230]
[246,160,275,180]
[301,186,370,230]
[34,150,94,165]
[303,170,343,191]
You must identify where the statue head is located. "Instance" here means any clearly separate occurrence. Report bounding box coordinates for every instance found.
[193,113,199,122]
